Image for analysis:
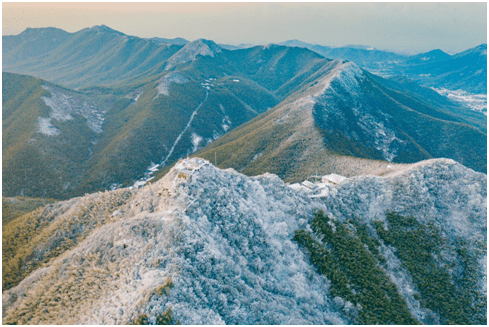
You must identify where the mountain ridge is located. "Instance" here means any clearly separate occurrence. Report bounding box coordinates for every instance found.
[3,27,486,201]
[1,24,486,326]
[277,39,487,94]
[3,157,486,324]
[195,59,486,183]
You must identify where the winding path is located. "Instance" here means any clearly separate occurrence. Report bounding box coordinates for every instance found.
[161,90,209,167]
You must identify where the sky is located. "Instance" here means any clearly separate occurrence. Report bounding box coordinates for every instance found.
[2,2,487,54]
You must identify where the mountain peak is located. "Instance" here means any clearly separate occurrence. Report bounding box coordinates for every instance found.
[18,27,69,37]
[278,39,316,48]
[89,25,125,36]
[311,60,364,98]
[192,38,222,51]
[150,36,189,45]
[262,43,281,50]
[164,38,222,70]
[426,49,448,55]
[411,49,451,61]
[343,44,376,50]
[453,43,487,58]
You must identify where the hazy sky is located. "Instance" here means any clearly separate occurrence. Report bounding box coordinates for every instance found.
[3,2,487,54]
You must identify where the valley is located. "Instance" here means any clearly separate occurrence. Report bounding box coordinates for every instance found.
[2,21,487,325]
[3,26,487,200]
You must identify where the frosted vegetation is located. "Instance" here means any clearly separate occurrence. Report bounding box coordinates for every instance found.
[316,158,486,324]
[2,158,486,324]
[433,88,487,114]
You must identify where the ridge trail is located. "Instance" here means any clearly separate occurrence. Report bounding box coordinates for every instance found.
[161,90,209,167]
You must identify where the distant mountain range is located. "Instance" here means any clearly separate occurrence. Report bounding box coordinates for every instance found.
[278,40,487,94]
[2,26,486,200]
[3,25,183,88]
[147,36,189,46]
[4,26,486,94]
[278,40,403,69]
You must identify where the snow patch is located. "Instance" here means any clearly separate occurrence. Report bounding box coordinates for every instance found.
[379,244,440,324]
[155,73,190,97]
[132,162,161,188]
[212,130,221,140]
[39,85,106,135]
[37,117,60,136]
[133,92,142,102]
[222,115,231,132]
[125,91,142,102]
[360,116,401,161]
[109,183,122,191]
[250,152,262,163]
[433,88,487,114]
[191,133,203,153]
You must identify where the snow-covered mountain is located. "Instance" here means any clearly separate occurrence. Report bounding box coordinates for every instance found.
[3,157,486,324]
[164,39,222,70]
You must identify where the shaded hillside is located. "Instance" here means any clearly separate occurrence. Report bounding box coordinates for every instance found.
[2,69,274,199]
[3,25,183,88]
[196,60,486,182]
[2,42,329,199]
[2,72,111,198]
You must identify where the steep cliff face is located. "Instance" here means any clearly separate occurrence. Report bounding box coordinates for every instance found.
[3,158,486,324]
